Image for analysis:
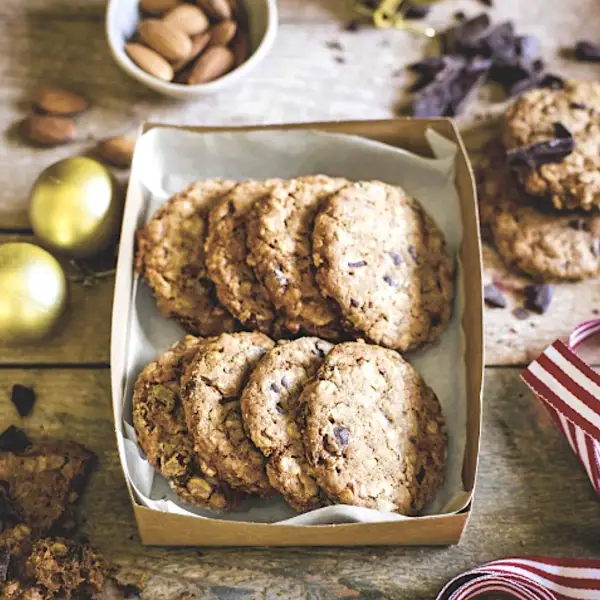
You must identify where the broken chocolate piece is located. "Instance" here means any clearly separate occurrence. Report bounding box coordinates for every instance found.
[404,3,430,19]
[11,385,36,418]
[478,0,493,5]
[570,102,587,110]
[484,283,507,308]
[538,73,565,89]
[525,284,554,314]
[513,307,530,320]
[574,40,600,62]
[347,260,367,268]
[0,426,31,453]
[333,426,349,449]
[442,13,491,55]
[506,123,574,169]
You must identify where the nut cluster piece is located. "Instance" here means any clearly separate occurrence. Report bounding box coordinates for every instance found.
[126,0,249,85]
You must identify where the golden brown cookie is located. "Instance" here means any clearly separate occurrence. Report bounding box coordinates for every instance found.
[302,342,446,514]
[313,181,454,352]
[181,332,276,496]
[240,337,333,512]
[135,180,238,336]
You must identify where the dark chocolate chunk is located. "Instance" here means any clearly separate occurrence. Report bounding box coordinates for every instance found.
[388,250,404,266]
[348,260,367,268]
[570,102,587,110]
[575,40,600,62]
[383,274,397,287]
[516,35,541,62]
[408,246,418,262]
[478,0,493,5]
[538,73,565,89]
[275,403,285,415]
[333,425,349,449]
[442,13,491,55]
[506,123,574,169]
[480,21,517,62]
[11,384,36,418]
[484,283,507,308]
[404,3,430,19]
[0,547,9,583]
[281,374,293,388]
[0,426,31,452]
[416,466,426,485]
[525,284,554,314]
[270,382,281,394]
[513,307,530,320]
[447,59,490,115]
[315,341,329,358]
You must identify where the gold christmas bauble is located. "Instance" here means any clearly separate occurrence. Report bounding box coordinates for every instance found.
[29,157,121,259]
[0,243,67,344]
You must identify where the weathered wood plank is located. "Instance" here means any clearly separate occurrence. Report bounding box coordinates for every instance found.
[1,368,598,599]
[0,234,113,365]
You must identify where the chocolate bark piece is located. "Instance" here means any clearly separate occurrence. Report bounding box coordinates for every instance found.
[0,441,97,535]
[574,40,600,62]
[10,385,36,418]
[506,123,574,169]
[0,427,31,453]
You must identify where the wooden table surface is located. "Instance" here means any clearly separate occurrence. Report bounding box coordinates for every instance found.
[2,0,600,598]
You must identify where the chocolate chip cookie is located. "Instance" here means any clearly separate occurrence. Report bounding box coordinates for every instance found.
[240,337,333,512]
[478,144,600,281]
[246,176,348,340]
[135,180,238,336]
[204,180,281,334]
[503,80,600,210]
[132,336,234,509]
[302,342,446,514]
[181,332,276,496]
[312,181,454,352]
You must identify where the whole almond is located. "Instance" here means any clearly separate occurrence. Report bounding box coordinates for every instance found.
[125,42,174,81]
[163,4,209,36]
[231,29,249,66]
[195,0,231,20]
[138,19,192,62]
[172,31,211,72]
[97,136,136,168]
[208,20,237,47]
[187,46,234,84]
[35,87,87,116]
[22,115,76,146]
[140,0,179,15]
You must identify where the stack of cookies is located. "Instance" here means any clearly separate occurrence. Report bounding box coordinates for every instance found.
[132,174,455,515]
[135,176,454,352]
[133,333,447,514]
[478,80,600,282]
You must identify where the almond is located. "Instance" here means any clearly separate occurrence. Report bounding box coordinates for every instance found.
[97,136,136,168]
[35,87,88,116]
[172,31,211,72]
[22,115,76,146]
[231,29,249,66]
[163,4,209,36]
[140,0,180,15]
[195,0,231,20]
[138,19,192,62]
[125,42,174,81]
[187,46,234,84]
[207,20,237,47]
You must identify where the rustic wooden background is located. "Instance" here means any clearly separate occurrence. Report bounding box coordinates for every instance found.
[2,0,600,598]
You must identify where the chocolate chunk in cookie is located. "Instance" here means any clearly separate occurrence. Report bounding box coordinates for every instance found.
[205,180,281,334]
[181,332,275,496]
[302,342,446,514]
[312,181,454,352]
[503,80,600,210]
[135,180,238,336]
[241,337,333,512]
[246,176,348,340]
[133,335,236,509]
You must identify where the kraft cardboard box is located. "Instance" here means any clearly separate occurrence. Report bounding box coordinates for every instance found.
[111,118,483,546]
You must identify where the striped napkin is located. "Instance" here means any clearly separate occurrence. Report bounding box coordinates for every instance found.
[437,319,600,600]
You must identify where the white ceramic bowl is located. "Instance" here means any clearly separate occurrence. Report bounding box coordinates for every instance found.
[106,0,277,98]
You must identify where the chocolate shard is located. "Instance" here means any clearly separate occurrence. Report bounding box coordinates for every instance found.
[447,60,490,115]
[11,385,36,418]
[442,13,491,55]
[480,21,517,62]
[484,283,507,308]
[575,40,600,62]
[525,284,554,314]
[404,3,430,19]
[538,73,565,89]
[0,426,31,452]
[506,123,574,169]
[409,55,464,93]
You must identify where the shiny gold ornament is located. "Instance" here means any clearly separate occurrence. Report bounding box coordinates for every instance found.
[0,243,67,344]
[29,157,121,259]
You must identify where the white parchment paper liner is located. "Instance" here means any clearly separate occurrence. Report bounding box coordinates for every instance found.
[114,127,469,525]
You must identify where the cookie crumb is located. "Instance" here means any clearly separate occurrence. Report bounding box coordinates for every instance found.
[512,307,530,320]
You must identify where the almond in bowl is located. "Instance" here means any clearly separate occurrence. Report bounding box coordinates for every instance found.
[106,0,278,98]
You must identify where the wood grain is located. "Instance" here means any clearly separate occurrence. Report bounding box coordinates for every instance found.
[1,368,598,599]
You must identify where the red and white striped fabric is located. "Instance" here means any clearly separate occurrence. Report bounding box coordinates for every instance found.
[436,557,600,599]
[436,319,600,600]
